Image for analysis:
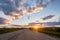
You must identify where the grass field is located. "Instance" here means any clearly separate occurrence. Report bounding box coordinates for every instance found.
[30,27,60,37]
[0,28,24,34]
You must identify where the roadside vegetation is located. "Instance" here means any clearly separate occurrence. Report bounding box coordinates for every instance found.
[0,28,24,34]
[30,27,60,37]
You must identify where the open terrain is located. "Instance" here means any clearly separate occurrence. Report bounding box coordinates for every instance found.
[0,28,60,40]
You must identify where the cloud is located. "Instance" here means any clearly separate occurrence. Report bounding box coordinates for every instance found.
[0,17,4,24]
[42,15,55,20]
[0,0,53,24]
[0,17,11,24]
[0,0,52,15]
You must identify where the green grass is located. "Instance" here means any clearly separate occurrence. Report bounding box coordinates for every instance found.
[0,28,24,34]
[30,27,60,37]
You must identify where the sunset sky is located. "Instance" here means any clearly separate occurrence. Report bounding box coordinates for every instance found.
[0,0,60,25]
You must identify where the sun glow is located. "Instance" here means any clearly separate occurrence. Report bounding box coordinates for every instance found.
[33,25,39,31]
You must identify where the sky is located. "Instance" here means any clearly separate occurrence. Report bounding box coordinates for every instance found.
[0,0,60,25]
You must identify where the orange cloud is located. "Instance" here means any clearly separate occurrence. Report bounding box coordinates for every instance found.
[3,19,11,24]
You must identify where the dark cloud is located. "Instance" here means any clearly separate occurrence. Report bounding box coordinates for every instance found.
[42,15,55,20]
[0,17,11,24]
[0,17,4,24]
